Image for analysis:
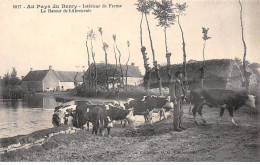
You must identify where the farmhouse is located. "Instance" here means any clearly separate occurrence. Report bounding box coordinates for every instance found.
[83,63,143,89]
[150,59,259,90]
[21,66,83,92]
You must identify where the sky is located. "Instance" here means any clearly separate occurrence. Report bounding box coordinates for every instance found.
[0,0,259,78]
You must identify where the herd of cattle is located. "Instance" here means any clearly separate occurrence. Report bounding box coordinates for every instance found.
[52,88,256,136]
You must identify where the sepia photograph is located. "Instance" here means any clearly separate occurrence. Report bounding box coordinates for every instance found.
[0,0,259,162]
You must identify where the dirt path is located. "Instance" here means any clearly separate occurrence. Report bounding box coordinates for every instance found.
[0,106,259,162]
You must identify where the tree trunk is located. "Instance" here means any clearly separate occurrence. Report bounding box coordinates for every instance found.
[90,39,97,95]
[100,34,109,91]
[239,0,249,94]
[126,45,131,93]
[145,13,162,96]
[177,15,187,91]
[113,42,118,90]
[165,26,172,82]
[140,13,150,96]
[116,45,124,87]
[86,39,91,91]
[200,40,206,88]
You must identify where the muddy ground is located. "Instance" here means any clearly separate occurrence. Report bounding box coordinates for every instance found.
[0,105,259,162]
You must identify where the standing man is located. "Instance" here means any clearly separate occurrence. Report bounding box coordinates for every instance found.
[169,71,186,132]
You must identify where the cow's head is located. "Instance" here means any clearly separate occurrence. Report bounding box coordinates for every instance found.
[124,98,135,110]
[245,95,256,109]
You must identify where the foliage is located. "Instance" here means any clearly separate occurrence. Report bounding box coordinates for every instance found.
[153,0,176,28]
[175,2,188,15]
[1,67,22,99]
[202,27,211,41]
[135,0,154,14]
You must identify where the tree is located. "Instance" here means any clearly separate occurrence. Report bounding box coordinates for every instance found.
[112,34,118,90]
[113,35,124,88]
[153,0,175,82]
[125,41,131,93]
[135,0,152,95]
[10,67,20,86]
[238,0,250,94]
[98,27,109,91]
[137,0,163,95]
[88,29,97,95]
[200,27,211,88]
[176,3,188,87]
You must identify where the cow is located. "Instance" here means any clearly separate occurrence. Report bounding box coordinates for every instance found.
[124,96,173,123]
[73,104,112,136]
[106,105,135,127]
[90,106,111,136]
[52,105,77,127]
[191,88,256,126]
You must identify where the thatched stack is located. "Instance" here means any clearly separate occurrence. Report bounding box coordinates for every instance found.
[150,59,258,90]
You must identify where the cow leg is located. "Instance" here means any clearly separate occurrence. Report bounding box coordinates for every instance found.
[228,107,238,126]
[217,108,225,125]
[123,119,127,127]
[87,121,89,131]
[197,105,206,124]
[192,104,199,125]
[107,127,111,137]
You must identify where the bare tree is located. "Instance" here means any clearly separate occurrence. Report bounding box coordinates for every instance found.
[199,27,211,88]
[98,27,109,91]
[153,0,175,82]
[88,29,97,95]
[176,3,188,88]
[125,41,131,93]
[239,0,250,94]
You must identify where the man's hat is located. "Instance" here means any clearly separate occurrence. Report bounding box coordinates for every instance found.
[175,71,183,77]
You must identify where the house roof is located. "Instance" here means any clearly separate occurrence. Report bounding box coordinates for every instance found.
[22,70,83,82]
[22,70,49,81]
[53,71,84,82]
[86,63,143,77]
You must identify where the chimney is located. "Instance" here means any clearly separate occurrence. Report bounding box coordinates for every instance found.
[30,68,33,71]
[21,76,24,80]
[49,65,52,71]
[131,62,135,66]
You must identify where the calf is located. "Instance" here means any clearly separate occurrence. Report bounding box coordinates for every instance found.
[191,88,256,125]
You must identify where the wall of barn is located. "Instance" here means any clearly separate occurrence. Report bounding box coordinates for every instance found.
[42,71,59,91]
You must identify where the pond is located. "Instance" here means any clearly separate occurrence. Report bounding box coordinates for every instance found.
[0,94,71,138]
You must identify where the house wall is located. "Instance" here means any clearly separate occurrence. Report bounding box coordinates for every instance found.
[42,71,59,91]
[22,81,43,92]
[59,82,83,91]
[125,77,143,86]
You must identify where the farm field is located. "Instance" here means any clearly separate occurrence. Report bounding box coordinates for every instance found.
[0,105,259,162]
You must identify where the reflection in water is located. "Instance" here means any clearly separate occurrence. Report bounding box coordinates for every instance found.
[23,93,60,109]
[0,94,64,138]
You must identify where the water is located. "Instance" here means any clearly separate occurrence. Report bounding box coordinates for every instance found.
[0,94,68,139]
